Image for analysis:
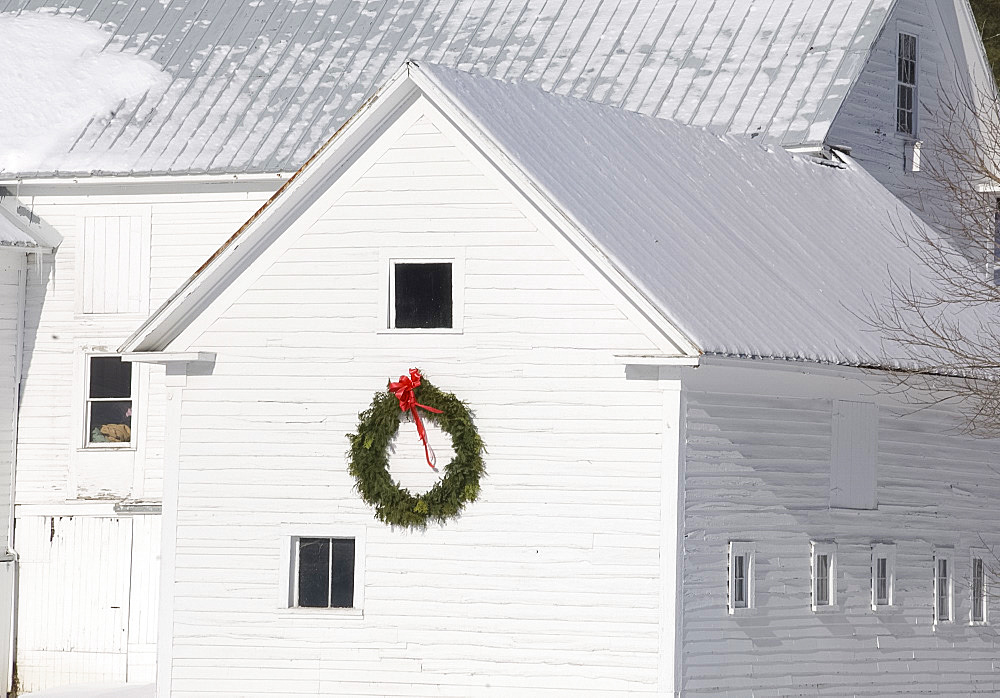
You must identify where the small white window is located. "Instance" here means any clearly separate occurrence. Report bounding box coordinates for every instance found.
[293,537,356,608]
[971,549,989,624]
[391,261,453,329]
[872,544,896,610]
[85,355,133,446]
[79,213,150,315]
[934,549,954,624]
[897,33,917,134]
[811,541,837,610]
[728,542,755,613]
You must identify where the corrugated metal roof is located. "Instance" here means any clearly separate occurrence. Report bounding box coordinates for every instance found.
[2,0,893,178]
[421,63,943,367]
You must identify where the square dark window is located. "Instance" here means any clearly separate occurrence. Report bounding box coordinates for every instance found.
[87,356,132,445]
[394,262,452,328]
[296,537,355,608]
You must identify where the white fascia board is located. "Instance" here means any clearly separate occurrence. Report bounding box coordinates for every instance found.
[0,202,59,250]
[120,65,419,354]
[615,354,701,366]
[406,63,701,359]
[0,171,291,189]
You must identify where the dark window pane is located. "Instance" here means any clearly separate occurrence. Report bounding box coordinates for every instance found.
[330,538,355,608]
[89,400,132,443]
[395,263,453,328]
[90,357,131,399]
[298,538,330,607]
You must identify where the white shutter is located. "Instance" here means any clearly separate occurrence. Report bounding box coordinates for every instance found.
[81,215,148,314]
[830,400,877,509]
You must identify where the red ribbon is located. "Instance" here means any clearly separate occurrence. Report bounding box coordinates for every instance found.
[388,368,443,469]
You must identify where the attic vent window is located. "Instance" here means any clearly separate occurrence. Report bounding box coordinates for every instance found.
[392,262,453,329]
[897,33,917,134]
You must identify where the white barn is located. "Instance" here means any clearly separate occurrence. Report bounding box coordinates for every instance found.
[122,62,1000,695]
[0,0,994,693]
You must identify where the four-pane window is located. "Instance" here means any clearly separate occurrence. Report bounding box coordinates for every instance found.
[971,553,988,624]
[934,551,953,624]
[812,542,837,610]
[872,544,895,610]
[728,542,755,613]
[86,356,132,446]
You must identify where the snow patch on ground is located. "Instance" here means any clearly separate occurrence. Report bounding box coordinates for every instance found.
[0,13,169,174]
[22,684,154,698]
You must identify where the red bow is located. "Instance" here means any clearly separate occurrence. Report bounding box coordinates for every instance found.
[388,369,443,469]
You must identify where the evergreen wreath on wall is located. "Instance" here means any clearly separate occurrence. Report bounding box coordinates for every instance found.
[348,369,485,528]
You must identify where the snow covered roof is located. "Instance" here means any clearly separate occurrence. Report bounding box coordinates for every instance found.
[2,0,893,178]
[123,62,948,370]
[0,204,44,247]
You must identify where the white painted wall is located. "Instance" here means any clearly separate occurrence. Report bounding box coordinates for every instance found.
[829,0,982,214]
[678,360,1000,696]
[161,110,676,696]
[10,181,277,691]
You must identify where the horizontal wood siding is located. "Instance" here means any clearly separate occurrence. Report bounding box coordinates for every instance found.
[15,188,274,505]
[168,115,668,695]
[828,0,962,215]
[682,379,1000,695]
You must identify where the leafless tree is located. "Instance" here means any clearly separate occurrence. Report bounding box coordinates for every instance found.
[865,80,1000,435]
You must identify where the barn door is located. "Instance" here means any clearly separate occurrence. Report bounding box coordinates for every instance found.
[15,516,132,693]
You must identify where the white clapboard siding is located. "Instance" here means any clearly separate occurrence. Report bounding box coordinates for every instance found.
[830,400,877,509]
[80,215,148,315]
[15,186,275,505]
[829,0,961,213]
[10,184,276,693]
[681,378,1000,696]
[15,516,132,693]
[166,114,669,695]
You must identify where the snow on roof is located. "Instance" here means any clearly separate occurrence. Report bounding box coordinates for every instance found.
[0,13,168,175]
[0,204,42,247]
[417,62,931,366]
[2,0,892,178]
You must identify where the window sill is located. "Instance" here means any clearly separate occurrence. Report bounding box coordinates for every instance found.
[377,328,464,335]
[279,607,364,619]
[80,444,135,452]
[812,604,840,614]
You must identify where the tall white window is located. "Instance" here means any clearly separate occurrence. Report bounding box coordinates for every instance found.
[872,544,896,610]
[728,542,755,613]
[897,33,917,135]
[971,549,988,624]
[812,541,837,610]
[934,549,954,624]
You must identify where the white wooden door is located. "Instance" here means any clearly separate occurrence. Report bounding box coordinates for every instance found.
[15,516,132,692]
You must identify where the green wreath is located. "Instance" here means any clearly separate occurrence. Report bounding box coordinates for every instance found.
[347,370,485,528]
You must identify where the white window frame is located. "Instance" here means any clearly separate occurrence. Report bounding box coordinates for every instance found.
[728,542,755,614]
[896,30,918,136]
[82,353,137,450]
[933,548,954,625]
[378,248,465,334]
[970,547,989,625]
[872,543,896,610]
[811,541,838,611]
[278,525,366,616]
